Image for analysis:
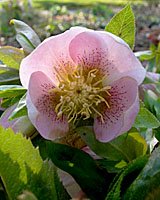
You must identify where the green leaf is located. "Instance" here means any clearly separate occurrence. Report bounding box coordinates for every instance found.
[97,160,122,173]
[154,98,160,121]
[0,85,26,98]
[18,191,38,200]
[105,156,148,200]
[0,126,70,200]
[47,142,108,200]
[0,66,20,85]
[105,4,135,49]
[76,127,147,162]
[141,73,160,86]
[53,167,71,200]
[133,107,160,128]
[24,162,70,200]
[123,146,160,200]
[9,94,27,120]
[126,132,147,159]
[134,51,152,59]
[1,95,24,108]
[0,46,24,69]
[10,19,41,54]
[143,89,158,113]
[0,125,43,183]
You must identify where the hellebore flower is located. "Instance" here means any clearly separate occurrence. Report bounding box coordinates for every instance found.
[0,103,36,136]
[139,72,160,100]
[20,27,146,142]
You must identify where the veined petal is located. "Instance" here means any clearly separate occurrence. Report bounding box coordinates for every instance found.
[69,31,118,77]
[94,77,138,142]
[97,31,146,85]
[20,27,87,88]
[27,71,69,140]
[69,30,145,85]
[117,93,139,136]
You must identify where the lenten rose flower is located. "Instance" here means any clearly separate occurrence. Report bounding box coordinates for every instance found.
[0,103,36,136]
[139,72,160,100]
[20,27,146,142]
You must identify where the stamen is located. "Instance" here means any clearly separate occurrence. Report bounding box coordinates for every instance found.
[93,74,108,87]
[54,66,68,83]
[80,61,83,76]
[92,107,104,123]
[51,62,111,124]
[96,94,110,108]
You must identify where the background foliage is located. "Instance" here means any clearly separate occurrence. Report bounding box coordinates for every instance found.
[1,1,160,200]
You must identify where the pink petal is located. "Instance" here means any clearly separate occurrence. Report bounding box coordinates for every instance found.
[27,71,69,140]
[0,103,18,129]
[118,94,139,136]
[94,76,138,142]
[69,31,118,77]
[97,31,146,85]
[20,27,87,88]
[58,169,81,198]
[82,146,101,159]
[147,72,160,82]
[69,31,146,85]
[0,103,35,136]
[139,72,160,100]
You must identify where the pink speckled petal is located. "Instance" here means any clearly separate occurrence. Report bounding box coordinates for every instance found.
[97,31,146,85]
[27,71,69,140]
[94,77,138,142]
[20,27,87,88]
[117,93,139,136]
[69,31,118,76]
[69,31,145,85]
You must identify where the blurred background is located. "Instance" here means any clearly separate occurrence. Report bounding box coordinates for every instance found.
[0,0,160,51]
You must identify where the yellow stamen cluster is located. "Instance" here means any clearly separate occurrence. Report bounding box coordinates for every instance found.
[49,63,111,124]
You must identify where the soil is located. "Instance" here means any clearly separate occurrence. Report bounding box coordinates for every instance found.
[0,2,160,52]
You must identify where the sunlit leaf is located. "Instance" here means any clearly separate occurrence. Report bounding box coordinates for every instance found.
[105,156,148,200]
[9,94,27,120]
[123,146,160,200]
[76,127,147,162]
[105,4,135,49]
[0,46,24,69]
[0,66,20,85]
[133,106,160,128]
[0,126,70,200]
[0,85,26,98]
[10,19,41,54]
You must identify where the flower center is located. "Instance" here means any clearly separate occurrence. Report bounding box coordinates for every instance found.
[49,63,111,124]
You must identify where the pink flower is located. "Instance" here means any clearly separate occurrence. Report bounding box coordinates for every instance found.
[20,27,146,142]
[139,72,160,100]
[0,103,35,136]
